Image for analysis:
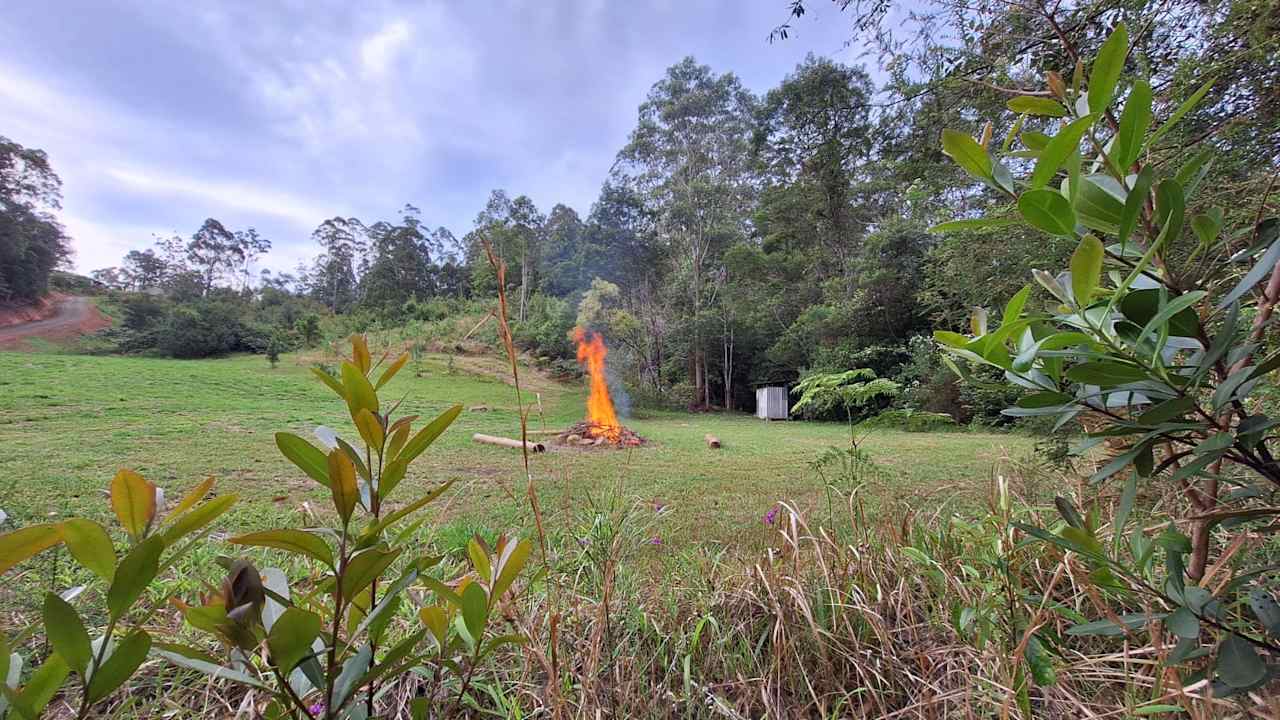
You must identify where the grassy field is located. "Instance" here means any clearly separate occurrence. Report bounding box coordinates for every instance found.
[0,349,1034,573]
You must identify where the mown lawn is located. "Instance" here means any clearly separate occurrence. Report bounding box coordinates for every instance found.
[0,350,1034,572]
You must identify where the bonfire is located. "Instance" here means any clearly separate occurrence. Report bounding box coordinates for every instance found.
[556,327,644,447]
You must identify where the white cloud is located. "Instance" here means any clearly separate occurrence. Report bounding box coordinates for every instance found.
[105,166,339,230]
[361,19,412,76]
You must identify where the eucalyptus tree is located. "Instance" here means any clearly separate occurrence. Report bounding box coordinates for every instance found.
[186,218,240,295]
[0,135,70,301]
[616,57,758,407]
[361,205,435,311]
[310,217,365,313]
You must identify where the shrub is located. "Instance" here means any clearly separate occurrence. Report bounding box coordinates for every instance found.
[156,299,246,358]
[934,23,1280,693]
[861,408,958,432]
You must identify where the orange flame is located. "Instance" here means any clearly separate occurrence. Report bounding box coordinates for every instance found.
[573,327,622,442]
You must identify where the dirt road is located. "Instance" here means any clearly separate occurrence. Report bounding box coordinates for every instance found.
[0,296,110,347]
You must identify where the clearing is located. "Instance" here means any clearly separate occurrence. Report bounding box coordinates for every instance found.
[0,350,1034,575]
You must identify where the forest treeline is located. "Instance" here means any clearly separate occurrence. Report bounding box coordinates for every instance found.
[6,0,1275,420]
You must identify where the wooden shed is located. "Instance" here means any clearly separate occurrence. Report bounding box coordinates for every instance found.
[755,386,789,420]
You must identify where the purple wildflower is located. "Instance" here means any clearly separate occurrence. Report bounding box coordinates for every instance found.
[764,505,779,525]
[308,702,325,716]
[649,536,662,545]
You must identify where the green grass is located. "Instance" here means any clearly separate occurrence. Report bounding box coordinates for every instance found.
[0,350,1034,565]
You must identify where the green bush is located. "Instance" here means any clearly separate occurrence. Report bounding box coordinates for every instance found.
[935,23,1280,693]
[157,299,247,358]
[861,408,958,432]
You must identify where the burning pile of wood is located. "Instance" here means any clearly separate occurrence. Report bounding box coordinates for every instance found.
[555,421,644,448]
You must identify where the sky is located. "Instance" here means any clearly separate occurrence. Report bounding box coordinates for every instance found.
[0,1,866,276]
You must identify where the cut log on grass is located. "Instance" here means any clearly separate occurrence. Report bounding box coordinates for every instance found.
[471,433,546,453]
[705,433,721,449]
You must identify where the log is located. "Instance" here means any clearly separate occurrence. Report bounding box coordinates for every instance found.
[705,433,721,449]
[471,433,546,453]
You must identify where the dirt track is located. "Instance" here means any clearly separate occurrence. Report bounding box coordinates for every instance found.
[0,296,110,347]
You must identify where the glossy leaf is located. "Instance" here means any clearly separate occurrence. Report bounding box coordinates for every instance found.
[397,404,463,464]
[1166,607,1200,639]
[1007,96,1067,117]
[87,629,151,703]
[110,469,156,540]
[375,353,410,390]
[59,519,115,582]
[341,361,379,419]
[267,608,322,674]
[1069,235,1104,306]
[311,366,347,398]
[1217,633,1265,688]
[166,477,215,522]
[1144,78,1214,152]
[354,408,385,452]
[1116,166,1154,248]
[328,449,359,524]
[340,546,403,600]
[106,536,163,620]
[1112,78,1151,168]
[331,644,372,712]
[1155,180,1185,246]
[1031,115,1095,189]
[940,129,993,181]
[1087,23,1128,114]
[1066,613,1163,636]
[156,650,267,689]
[42,592,91,673]
[1018,189,1075,236]
[459,581,489,644]
[161,494,237,547]
[230,529,334,569]
[275,433,331,488]
[14,654,68,717]
[1218,238,1280,309]
[0,524,62,575]
[928,217,1020,233]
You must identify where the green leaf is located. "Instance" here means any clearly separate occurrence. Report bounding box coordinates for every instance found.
[1217,633,1266,688]
[311,366,346,398]
[396,404,463,464]
[1072,176,1125,234]
[14,654,69,717]
[1144,78,1214,152]
[58,519,115,583]
[87,629,151,703]
[341,361,379,419]
[1087,23,1128,114]
[275,433,331,488]
[459,581,489,644]
[1066,613,1163,636]
[1134,705,1188,715]
[375,353,410,390]
[166,477,215,522]
[1112,78,1152,168]
[161,494,237,547]
[1121,288,1201,337]
[928,217,1020,233]
[492,538,531,602]
[354,408,385,453]
[1166,607,1200,639]
[156,650,267,689]
[1023,633,1057,686]
[1155,180,1185,246]
[1137,291,1206,343]
[110,469,156,540]
[1218,238,1280,309]
[1191,209,1223,246]
[42,593,91,674]
[1137,396,1196,426]
[1069,235,1104,306]
[365,480,454,539]
[328,449,360,524]
[1007,96,1067,117]
[106,536,163,620]
[1066,361,1149,386]
[0,524,63,574]
[940,129,993,181]
[1117,166,1154,248]
[340,546,403,601]
[1247,589,1280,637]
[1021,131,1050,151]
[1018,189,1076,236]
[1031,115,1095,189]
[267,608,322,674]
[331,644,372,712]
[230,529,334,569]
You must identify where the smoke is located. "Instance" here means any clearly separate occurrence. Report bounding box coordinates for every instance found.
[606,366,631,420]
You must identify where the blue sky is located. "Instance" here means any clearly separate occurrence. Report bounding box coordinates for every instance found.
[0,1,865,275]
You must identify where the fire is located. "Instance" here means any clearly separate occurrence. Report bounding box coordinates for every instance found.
[573,327,622,442]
